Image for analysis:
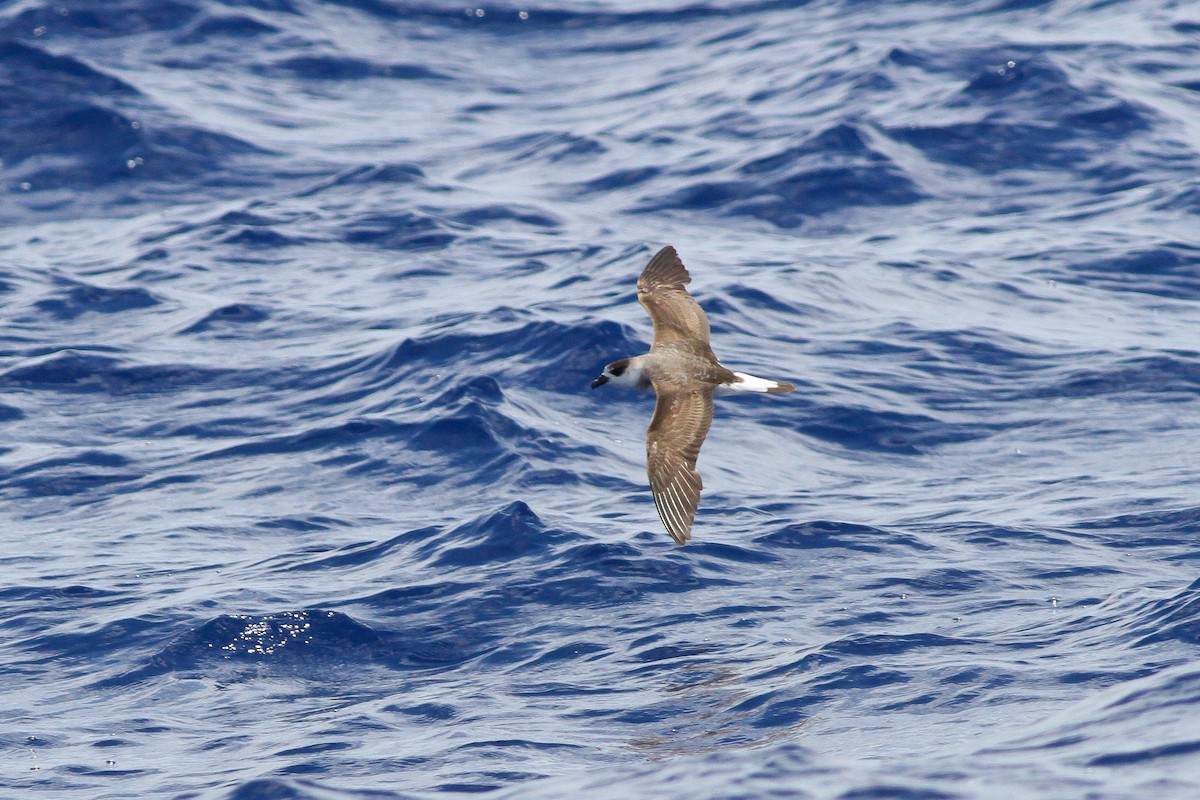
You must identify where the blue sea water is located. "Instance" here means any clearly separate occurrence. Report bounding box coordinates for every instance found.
[3,0,1200,797]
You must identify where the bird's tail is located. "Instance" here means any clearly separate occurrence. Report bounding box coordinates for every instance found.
[724,372,796,394]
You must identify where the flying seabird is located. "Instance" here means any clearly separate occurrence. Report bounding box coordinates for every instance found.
[591,246,795,545]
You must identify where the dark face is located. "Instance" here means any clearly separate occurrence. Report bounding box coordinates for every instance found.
[590,360,627,389]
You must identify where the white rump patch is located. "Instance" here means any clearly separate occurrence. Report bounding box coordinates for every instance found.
[721,372,780,393]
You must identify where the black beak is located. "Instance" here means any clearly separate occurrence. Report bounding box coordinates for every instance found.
[591,375,608,389]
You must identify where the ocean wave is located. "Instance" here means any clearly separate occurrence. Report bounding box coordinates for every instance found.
[3,0,1200,797]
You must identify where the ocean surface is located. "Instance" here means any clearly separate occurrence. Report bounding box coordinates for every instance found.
[3,0,1200,797]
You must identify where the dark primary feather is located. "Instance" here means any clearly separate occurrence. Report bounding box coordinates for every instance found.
[638,245,692,290]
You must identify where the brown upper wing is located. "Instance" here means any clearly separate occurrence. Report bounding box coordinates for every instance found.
[637,246,714,356]
[646,387,714,545]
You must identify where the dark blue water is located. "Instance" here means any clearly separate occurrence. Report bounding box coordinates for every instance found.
[4,0,1200,797]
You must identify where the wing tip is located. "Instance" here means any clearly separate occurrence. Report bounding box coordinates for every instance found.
[651,485,696,546]
[639,245,691,289]
[667,517,692,545]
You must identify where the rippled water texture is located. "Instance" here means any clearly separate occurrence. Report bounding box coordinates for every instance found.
[3,1,1200,798]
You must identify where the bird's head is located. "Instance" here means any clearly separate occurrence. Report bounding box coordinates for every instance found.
[591,358,637,389]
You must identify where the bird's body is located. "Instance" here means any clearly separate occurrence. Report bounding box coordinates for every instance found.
[591,246,795,545]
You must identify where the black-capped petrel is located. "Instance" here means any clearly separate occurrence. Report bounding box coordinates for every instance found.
[591,246,795,545]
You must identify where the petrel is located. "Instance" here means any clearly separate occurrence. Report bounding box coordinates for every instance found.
[591,246,795,545]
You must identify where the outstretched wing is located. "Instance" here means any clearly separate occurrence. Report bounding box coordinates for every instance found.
[637,246,714,356]
[646,387,714,545]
